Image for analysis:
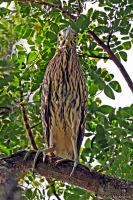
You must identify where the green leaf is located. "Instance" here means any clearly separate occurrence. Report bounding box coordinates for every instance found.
[0,8,10,17]
[97,105,113,114]
[0,60,7,67]
[31,83,40,92]
[104,85,115,99]
[87,8,93,17]
[109,81,121,92]
[120,110,130,118]
[1,148,10,155]
[89,84,98,96]
[46,31,57,43]
[96,125,105,134]
[85,138,91,148]
[92,11,99,20]
[80,192,90,200]
[51,23,59,34]
[27,52,38,63]
[120,18,128,26]
[25,189,32,199]
[125,6,131,15]
[72,188,86,195]
[47,186,54,196]
[124,142,133,149]
[122,41,131,50]
[76,16,84,29]
[105,74,114,82]
[15,45,24,51]
[119,51,127,61]
[67,194,80,200]
[122,146,128,157]
[22,28,32,39]
[121,36,129,40]
[20,4,30,17]
[12,75,19,87]
[81,18,89,30]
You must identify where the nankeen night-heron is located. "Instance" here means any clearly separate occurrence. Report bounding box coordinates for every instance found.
[25,26,90,179]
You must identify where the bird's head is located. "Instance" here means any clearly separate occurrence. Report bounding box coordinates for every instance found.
[57,26,77,50]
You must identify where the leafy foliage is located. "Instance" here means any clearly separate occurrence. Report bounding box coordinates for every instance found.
[0,0,133,199]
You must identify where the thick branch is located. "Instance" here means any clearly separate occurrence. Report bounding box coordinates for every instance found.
[88,30,133,92]
[0,151,133,200]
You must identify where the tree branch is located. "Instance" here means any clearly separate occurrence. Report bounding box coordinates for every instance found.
[20,89,38,150]
[14,0,76,22]
[78,53,110,59]
[30,122,42,129]
[0,101,40,116]
[107,30,113,47]
[0,151,133,200]
[0,101,24,115]
[87,30,133,92]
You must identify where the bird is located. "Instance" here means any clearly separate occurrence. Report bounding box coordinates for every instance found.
[25,25,90,179]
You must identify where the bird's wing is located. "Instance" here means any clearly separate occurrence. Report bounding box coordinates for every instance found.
[41,53,60,148]
[41,50,63,148]
[77,65,87,155]
[41,69,51,148]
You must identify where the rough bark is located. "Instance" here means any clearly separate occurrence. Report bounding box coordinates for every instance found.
[0,150,133,200]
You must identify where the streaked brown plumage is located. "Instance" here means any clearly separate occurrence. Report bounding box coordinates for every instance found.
[41,26,88,179]
[25,26,89,179]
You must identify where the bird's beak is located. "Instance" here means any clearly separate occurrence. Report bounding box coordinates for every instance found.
[64,25,73,46]
[65,25,73,40]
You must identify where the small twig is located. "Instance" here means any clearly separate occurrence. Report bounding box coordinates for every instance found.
[30,122,42,129]
[0,101,24,115]
[94,91,103,97]
[0,101,40,116]
[46,178,62,200]
[53,190,61,200]
[77,0,82,16]
[107,30,113,47]
[78,53,110,60]
[20,83,38,150]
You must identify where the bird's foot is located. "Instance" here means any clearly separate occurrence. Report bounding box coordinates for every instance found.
[55,158,79,180]
[24,150,46,174]
[56,158,91,180]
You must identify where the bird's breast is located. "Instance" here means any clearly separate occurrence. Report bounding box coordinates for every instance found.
[48,51,83,159]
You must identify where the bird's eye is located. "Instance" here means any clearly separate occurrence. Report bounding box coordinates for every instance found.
[59,33,62,37]
[73,33,76,39]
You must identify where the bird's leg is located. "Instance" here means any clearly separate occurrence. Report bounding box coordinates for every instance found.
[55,125,79,180]
[69,126,79,180]
[24,146,55,173]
